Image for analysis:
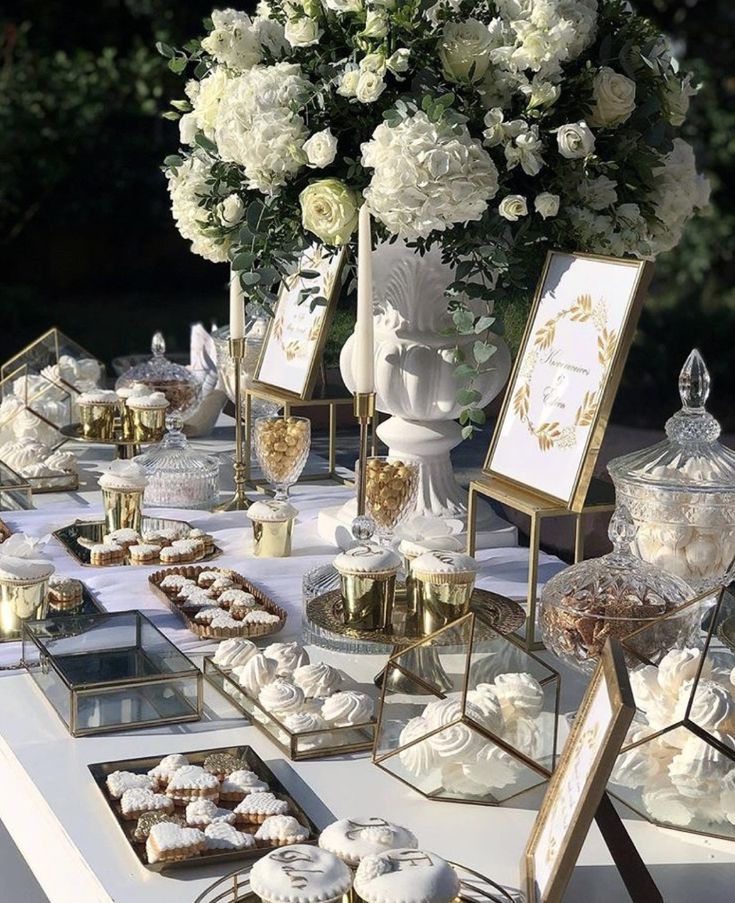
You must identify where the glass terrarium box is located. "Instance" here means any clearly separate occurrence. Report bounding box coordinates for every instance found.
[373,611,560,805]
[609,584,734,840]
[22,611,202,737]
[1,327,103,390]
[0,365,76,450]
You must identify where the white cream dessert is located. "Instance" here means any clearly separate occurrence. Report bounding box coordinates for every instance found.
[246,500,298,523]
[354,849,460,903]
[98,460,148,492]
[319,817,418,867]
[126,391,169,410]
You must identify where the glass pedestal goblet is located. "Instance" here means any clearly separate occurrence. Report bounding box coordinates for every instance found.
[362,456,419,547]
[253,415,311,500]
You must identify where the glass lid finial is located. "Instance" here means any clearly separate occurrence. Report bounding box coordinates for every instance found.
[679,348,709,411]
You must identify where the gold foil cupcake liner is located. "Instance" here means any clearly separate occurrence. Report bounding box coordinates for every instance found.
[411,570,476,585]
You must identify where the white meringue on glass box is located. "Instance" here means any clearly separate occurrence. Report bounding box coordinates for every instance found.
[609,349,735,591]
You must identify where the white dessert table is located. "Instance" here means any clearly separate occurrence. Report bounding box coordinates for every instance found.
[0,425,734,903]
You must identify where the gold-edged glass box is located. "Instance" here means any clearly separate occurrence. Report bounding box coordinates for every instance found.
[0,365,75,449]
[373,611,560,805]
[22,611,202,737]
[204,657,376,761]
[610,585,734,840]
[1,327,103,389]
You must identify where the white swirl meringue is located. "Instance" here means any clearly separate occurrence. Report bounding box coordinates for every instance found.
[675,679,735,733]
[466,684,504,735]
[643,778,695,828]
[237,653,277,699]
[669,732,735,799]
[282,711,327,733]
[262,641,310,676]
[612,744,662,790]
[293,662,342,698]
[398,716,438,777]
[657,648,711,696]
[213,638,257,670]
[258,679,305,716]
[630,664,666,713]
[321,690,374,726]
[461,742,522,791]
[427,721,484,760]
[492,672,544,720]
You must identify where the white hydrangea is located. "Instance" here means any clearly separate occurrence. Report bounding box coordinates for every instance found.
[215,63,310,193]
[578,175,618,210]
[649,138,711,254]
[166,157,229,263]
[201,9,263,70]
[181,67,230,142]
[361,111,499,239]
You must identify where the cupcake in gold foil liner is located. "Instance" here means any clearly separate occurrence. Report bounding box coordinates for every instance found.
[77,390,119,440]
[253,416,310,499]
[0,533,55,638]
[398,534,464,623]
[126,391,169,442]
[247,499,298,558]
[334,544,402,632]
[411,549,479,636]
[98,460,148,533]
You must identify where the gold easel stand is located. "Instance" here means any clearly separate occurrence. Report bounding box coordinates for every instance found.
[467,475,615,650]
[242,383,377,490]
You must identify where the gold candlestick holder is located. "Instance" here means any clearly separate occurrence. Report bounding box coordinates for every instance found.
[217,337,251,512]
[352,391,376,540]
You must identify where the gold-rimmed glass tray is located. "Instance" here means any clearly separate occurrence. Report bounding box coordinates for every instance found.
[53,517,222,567]
[88,744,319,872]
[204,656,376,761]
[194,858,520,903]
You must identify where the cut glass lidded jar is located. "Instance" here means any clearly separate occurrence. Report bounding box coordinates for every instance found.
[609,349,735,591]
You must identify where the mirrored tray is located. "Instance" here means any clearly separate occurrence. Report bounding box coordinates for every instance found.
[88,744,319,872]
[195,858,520,903]
[53,516,222,567]
[1,581,104,644]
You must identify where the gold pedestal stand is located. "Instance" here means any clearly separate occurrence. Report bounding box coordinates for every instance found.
[467,475,615,650]
[218,338,251,512]
[242,382,376,490]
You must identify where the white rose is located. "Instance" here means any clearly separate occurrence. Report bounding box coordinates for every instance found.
[362,10,388,38]
[337,69,360,97]
[284,16,321,47]
[356,70,386,104]
[386,49,410,74]
[439,19,494,84]
[323,0,363,11]
[219,194,245,226]
[179,112,198,145]
[359,53,387,75]
[303,128,338,168]
[498,195,528,221]
[589,67,636,127]
[556,121,595,159]
[299,178,359,245]
[534,192,559,219]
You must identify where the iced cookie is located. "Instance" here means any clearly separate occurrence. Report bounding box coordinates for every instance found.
[250,845,352,903]
[185,799,237,828]
[354,849,460,903]
[204,822,257,851]
[146,822,206,864]
[165,765,220,805]
[120,788,174,821]
[255,814,310,847]
[319,817,418,867]
[106,770,156,799]
[233,791,289,825]
[220,769,270,802]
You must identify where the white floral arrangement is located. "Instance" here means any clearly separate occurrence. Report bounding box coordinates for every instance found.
[160,0,709,423]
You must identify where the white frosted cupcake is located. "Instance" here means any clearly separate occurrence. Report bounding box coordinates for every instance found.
[354,849,460,903]
[247,500,298,558]
[250,844,352,903]
[78,390,118,440]
[319,817,418,868]
[411,550,479,635]
[334,544,401,631]
[126,391,169,441]
[98,460,148,493]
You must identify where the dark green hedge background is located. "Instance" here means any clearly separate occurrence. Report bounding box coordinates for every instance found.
[1,0,732,426]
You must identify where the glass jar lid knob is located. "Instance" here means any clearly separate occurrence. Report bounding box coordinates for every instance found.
[608,505,636,553]
[665,349,720,445]
[151,332,166,358]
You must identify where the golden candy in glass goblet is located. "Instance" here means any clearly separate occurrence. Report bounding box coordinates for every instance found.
[253,415,311,500]
[363,456,419,544]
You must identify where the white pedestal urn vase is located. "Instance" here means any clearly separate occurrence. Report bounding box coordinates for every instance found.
[317,240,516,550]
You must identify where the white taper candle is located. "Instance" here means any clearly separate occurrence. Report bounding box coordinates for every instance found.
[229,268,245,340]
[355,203,375,394]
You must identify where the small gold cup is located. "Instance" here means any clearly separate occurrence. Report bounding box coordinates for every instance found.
[79,401,116,440]
[334,545,402,632]
[102,487,143,534]
[412,551,478,636]
[127,404,167,442]
[0,576,51,638]
[398,536,464,627]
[252,519,293,558]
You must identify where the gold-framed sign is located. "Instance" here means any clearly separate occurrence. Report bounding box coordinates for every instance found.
[484,251,653,511]
[523,640,640,903]
[253,244,347,401]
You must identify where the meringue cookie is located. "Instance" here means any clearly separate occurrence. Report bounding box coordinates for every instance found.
[258,679,305,717]
[461,742,523,791]
[213,638,257,670]
[612,744,662,790]
[669,733,734,799]
[675,679,735,732]
[630,664,666,712]
[282,711,328,734]
[237,653,277,699]
[466,684,504,735]
[657,648,711,696]
[427,721,484,760]
[492,672,544,720]
[643,779,695,828]
[398,717,439,777]
[293,662,342,698]
[321,690,374,726]
[262,641,310,676]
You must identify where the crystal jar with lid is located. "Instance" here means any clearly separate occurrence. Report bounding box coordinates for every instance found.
[608,349,735,591]
[135,416,219,510]
[115,332,201,418]
[540,509,697,673]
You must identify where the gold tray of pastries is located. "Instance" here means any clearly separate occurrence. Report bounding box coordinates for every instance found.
[149,565,286,640]
[53,516,221,567]
[88,745,319,872]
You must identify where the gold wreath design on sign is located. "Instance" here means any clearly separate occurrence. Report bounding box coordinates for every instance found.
[274,248,336,362]
[511,294,617,452]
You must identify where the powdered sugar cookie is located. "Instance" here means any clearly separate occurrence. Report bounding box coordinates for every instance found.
[204,822,257,851]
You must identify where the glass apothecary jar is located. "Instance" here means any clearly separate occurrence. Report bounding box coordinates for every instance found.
[540,509,698,673]
[116,333,201,418]
[609,350,735,591]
